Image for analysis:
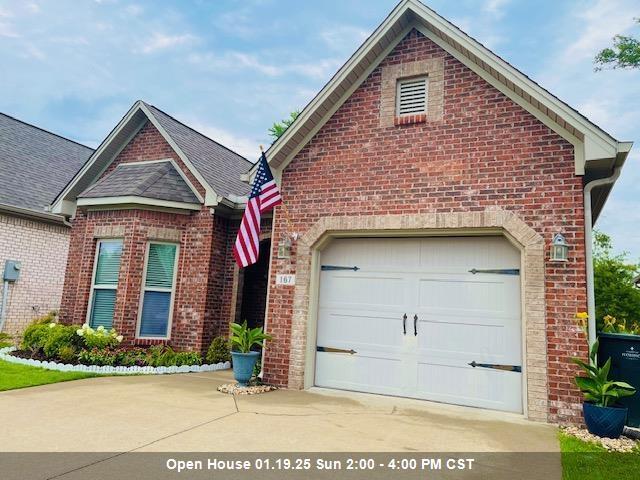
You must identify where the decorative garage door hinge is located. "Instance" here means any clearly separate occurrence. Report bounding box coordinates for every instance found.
[468,361,521,373]
[317,346,357,354]
[468,268,520,275]
[321,265,360,271]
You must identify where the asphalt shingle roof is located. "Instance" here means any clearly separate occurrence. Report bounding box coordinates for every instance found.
[144,103,253,198]
[0,113,94,212]
[79,161,199,204]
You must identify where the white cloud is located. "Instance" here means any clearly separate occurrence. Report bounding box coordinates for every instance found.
[482,0,511,18]
[124,4,143,16]
[182,118,260,159]
[138,32,195,54]
[320,25,369,51]
[26,3,40,14]
[188,50,342,81]
[0,21,19,38]
[562,0,637,62]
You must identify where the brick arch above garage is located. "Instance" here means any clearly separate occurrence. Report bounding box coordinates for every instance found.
[285,209,548,422]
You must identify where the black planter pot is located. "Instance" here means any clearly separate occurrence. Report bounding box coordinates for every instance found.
[583,402,628,439]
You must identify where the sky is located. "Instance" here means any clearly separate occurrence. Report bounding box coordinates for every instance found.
[0,0,639,259]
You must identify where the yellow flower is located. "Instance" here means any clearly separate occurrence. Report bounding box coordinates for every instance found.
[575,312,588,320]
[574,312,588,330]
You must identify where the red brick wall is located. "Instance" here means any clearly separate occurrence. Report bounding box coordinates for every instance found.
[263,30,587,423]
[102,120,206,198]
[59,119,232,354]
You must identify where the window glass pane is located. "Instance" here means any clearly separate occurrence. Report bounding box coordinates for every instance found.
[90,289,116,329]
[139,291,170,337]
[145,244,177,289]
[95,240,123,285]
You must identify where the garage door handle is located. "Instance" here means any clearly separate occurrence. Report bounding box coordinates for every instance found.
[403,314,407,335]
[413,314,418,336]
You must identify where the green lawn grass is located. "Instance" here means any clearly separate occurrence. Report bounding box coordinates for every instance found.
[560,431,640,480]
[0,358,96,391]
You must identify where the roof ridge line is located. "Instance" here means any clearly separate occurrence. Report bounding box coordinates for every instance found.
[0,112,95,151]
[143,102,255,166]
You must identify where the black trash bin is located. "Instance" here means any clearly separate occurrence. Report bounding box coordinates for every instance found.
[598,333,640,427]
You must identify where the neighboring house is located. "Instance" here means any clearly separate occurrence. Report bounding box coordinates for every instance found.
[0,113,93,334]
[634,274,640,288]
[51,0,632,425]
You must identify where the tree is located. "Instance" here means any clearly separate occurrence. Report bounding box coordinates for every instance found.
[268,110,300,140]
[594,19,640,70]
[593,230,640,333]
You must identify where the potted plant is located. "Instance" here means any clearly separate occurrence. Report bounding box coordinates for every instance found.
[573,335,636,438]
[230,321,272,386]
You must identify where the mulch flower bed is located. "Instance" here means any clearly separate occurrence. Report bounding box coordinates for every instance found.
[562,426,640,452]
[217,383,277,395]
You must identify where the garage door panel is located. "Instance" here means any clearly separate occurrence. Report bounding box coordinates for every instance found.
[416,278,518,317]
[315,353,404,395]
[418,237,520,269]
[321,273,406,307]
[416,363,522,412]
[417,321,514,359]
[322,238,421,269]
[317,310,405,353]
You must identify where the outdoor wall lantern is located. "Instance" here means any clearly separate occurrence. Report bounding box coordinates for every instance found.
[550,233,569,262]
[277,237,292,259]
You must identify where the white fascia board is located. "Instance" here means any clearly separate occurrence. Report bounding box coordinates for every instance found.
[50,101,145,214]
[139,103,218,206]
[77,196,201,211]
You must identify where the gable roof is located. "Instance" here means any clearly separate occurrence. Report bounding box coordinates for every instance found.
[0,112,93,214]
[51,101,252,216]
[79,160,200,205]
[262,0,632,181]
[144,103,251,198]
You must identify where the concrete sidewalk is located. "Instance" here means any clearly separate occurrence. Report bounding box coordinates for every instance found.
[0,370,559,453]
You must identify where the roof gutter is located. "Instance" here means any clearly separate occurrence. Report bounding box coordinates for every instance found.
[584,166,622,351]
[0,203,71,227]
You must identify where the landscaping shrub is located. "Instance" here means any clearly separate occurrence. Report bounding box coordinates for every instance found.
[174,351,202,366]
[0,331,13,347]
[76,324,123,350]
[57,345,78,364]
[78,348,117,366]
[43,324,80,358]
[21,323,52,355]
[206,336,231,364]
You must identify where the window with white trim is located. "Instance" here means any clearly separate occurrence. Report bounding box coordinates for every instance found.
[88,239,123,329]
[396,76,428,116]
[137,242,179,338]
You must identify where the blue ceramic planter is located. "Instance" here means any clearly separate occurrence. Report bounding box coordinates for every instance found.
[583,402,628,439]
[231,351,260,386]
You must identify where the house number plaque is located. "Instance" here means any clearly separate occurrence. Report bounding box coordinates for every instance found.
[275,274,296,286]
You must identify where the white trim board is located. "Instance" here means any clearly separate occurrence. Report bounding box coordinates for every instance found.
[77,196,201,211]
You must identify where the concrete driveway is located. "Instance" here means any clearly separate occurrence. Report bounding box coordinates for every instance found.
[0,370,558,453]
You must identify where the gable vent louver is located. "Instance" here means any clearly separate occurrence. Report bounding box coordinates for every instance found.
[396,76,428,116]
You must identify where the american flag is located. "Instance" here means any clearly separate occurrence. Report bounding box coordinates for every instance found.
[233,152,282,268]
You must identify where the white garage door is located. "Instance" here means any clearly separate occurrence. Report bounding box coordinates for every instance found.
[315,236,522,413]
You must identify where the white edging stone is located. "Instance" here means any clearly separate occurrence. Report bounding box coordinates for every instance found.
[0,346,230,375]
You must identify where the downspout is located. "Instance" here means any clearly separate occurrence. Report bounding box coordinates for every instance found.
[584,166,622,349]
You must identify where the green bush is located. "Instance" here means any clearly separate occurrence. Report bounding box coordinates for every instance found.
[174,351,202,366]
[21,323,51,355]
[206,336,231,364]
[57,345,78,364]
[0,331,14,347]
[43,324,79,358]
[76,324,123,350]
[78,348,117,366]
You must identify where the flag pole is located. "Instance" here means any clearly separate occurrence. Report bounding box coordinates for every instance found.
[260,145,296,239]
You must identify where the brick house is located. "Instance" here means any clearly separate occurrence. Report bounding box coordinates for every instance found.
[52,0,631,424]
[0,113,93,334]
